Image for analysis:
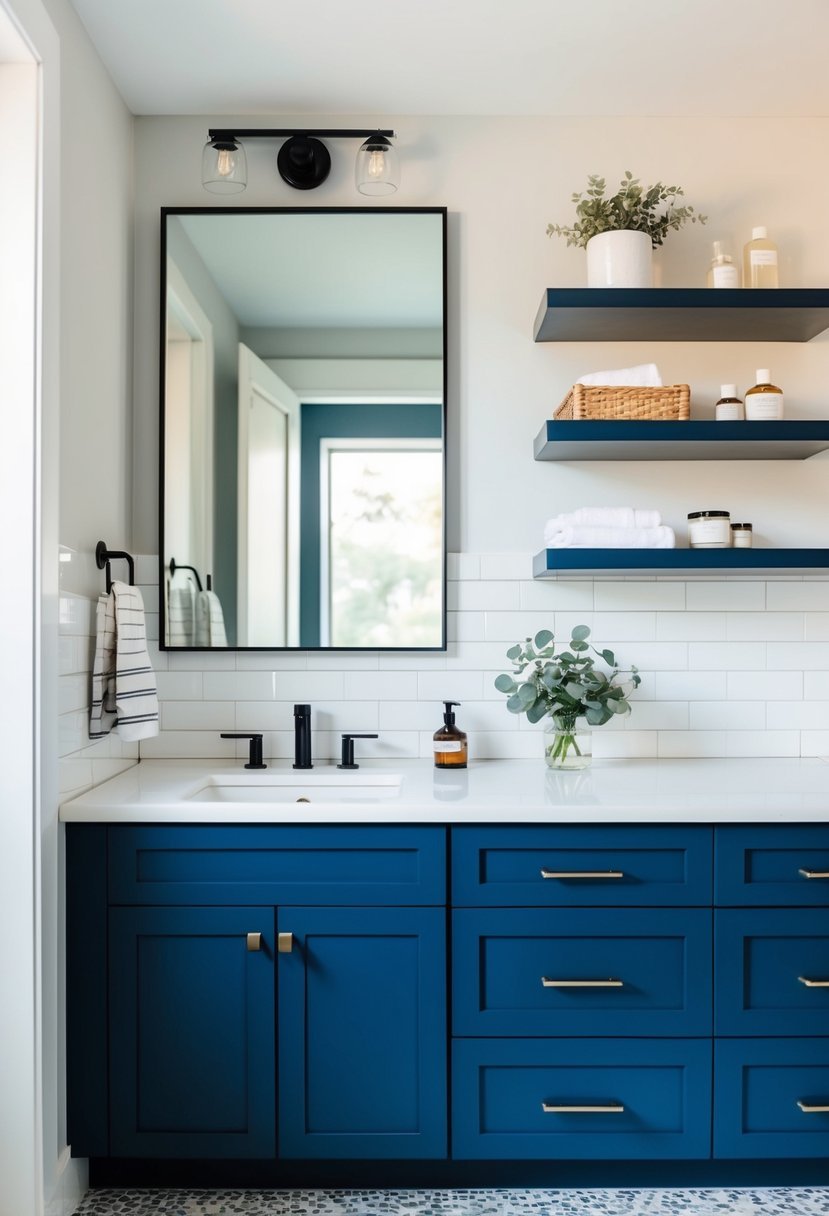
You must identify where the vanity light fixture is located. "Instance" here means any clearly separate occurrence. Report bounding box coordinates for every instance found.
[202,128,398,195]
[201,135,247,194]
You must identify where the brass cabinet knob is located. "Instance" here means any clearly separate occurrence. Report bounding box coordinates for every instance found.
[246,932,262,952]
[278,931,294,954]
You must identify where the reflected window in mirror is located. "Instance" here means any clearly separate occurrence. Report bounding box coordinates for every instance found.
[160,208,447,651]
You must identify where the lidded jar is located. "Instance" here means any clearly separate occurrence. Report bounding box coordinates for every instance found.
[688,510,731,548]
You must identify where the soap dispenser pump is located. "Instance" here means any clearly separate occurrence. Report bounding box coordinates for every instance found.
[434,701,468,769]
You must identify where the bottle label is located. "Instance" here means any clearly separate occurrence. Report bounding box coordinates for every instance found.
[750,249,778,266]
[746,391,784,420]
[712,263,739,288]
[716,402,743,421]
[434,740,463,753]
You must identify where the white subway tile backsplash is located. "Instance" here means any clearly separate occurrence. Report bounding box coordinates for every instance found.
[479,554,533,581]
[160,701,236,731]
[59,672,90,716]
[728,670,803,700]
[156,670,205,700]
[767,581,829,611]
[203,670,276,700]
[594,582,685,612]
[688,642,766,670]
[518,580,594,611]
[685,582,765,611]
[655,671,728,700]
[124,556,829,762]
[689,701,766,731]
[448,612,486,642]
[726,612,804,641]
[594,612,657,641]
[452,580,521,611]
[768,642,829,670]
[343,672,416,701]
[656,613,727,642]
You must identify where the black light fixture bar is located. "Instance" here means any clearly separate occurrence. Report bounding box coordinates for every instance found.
[208,128,396,140]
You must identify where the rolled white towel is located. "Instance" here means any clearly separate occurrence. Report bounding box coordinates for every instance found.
[551,507,662,531]
[544,523,676,549]
[577,363,662,387]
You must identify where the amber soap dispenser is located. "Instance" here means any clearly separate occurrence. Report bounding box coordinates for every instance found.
[434,701,467,768]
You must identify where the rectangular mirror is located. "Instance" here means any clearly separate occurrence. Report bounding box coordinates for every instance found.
[160,207,446,650]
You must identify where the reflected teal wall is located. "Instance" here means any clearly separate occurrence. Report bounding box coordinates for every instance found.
[299,403,442,648]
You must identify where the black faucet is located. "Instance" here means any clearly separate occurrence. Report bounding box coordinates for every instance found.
[293,704,313,769]
[220,732,267,770]
[337,733,379,770]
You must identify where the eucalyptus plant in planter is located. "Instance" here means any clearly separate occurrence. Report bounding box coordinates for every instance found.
[547,171,707,288]
[494,626,640,769]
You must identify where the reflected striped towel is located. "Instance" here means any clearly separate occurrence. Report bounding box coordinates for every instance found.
[195,589,228,647]
[167,579,195,646]
[89,581,159,742]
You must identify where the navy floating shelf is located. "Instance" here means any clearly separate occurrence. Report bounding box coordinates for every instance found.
[533,288,829,343]
[533,549,829,578]
[534,420,829,462]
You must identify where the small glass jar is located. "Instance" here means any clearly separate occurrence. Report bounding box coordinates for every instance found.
[731,522,753,548]
[688,510,731,548]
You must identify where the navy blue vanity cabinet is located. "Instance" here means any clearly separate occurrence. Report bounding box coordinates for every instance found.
[109,906,276,1158]
[450,825,715,1159]
[66,824,446,1162]
[714,826,829,1158]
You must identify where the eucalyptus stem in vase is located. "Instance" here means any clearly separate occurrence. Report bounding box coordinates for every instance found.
[494,626,641,769]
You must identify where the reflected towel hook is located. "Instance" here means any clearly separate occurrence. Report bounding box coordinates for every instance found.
[168,557,203,592]
[95,541,135,595]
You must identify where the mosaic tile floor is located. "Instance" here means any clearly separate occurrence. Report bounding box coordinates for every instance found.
[73,1187,829,1216]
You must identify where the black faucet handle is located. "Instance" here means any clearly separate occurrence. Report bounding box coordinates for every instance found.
[337,733,379,770]
[220,732,267,770]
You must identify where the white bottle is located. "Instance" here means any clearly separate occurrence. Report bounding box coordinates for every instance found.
[744,369,784,420]
[715,385,745,421]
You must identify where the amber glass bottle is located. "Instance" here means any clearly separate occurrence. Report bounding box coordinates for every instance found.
[433,701,468,768]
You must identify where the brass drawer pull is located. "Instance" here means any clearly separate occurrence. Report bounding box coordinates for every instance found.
[797,1100,829,1113]
[278,931,294,954]
[542,977,623,988]
[799,869,829,880]
[542,1102,624,1114]
[798,976,829,988]
[540,869,624,880]
[246,932,262,952]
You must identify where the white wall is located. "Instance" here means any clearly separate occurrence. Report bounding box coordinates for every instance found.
[0,0,133,1213]
[133,113,829,556]
[130,113,829,763]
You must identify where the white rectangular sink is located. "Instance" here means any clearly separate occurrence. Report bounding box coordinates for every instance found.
[187,772,402,805]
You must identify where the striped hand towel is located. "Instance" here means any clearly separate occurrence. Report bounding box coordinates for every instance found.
[89,581,159,742]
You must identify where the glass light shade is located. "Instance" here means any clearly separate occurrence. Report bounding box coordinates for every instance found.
[355,135,399,196]
[202,138,247,194]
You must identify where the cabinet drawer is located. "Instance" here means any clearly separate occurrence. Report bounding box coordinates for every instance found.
[108,825,445,905]
[452,1038,712,1159]
[453,908,711,1037]
[715,1039,829,1158]
[716,826,829,906]
[452,826,712,906]
[716,908,829,1036]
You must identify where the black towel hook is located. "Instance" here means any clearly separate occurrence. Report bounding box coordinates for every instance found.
[96,540,135,595]
[168,557,203,592]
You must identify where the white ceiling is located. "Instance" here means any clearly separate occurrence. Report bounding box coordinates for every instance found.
[176,212,443,328]
[70,0,829,118]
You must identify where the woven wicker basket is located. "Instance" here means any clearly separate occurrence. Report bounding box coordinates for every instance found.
[555,383,691,421]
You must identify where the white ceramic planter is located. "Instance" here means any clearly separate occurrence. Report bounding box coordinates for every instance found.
[586,229,653,288]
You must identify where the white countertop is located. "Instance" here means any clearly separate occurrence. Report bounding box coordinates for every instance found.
[59,756,829,823]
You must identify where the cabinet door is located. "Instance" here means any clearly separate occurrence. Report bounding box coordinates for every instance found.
[277,906,446,1158]
[109,906,275,1158]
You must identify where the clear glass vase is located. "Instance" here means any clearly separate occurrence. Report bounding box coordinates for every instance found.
[543,717,592,770]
